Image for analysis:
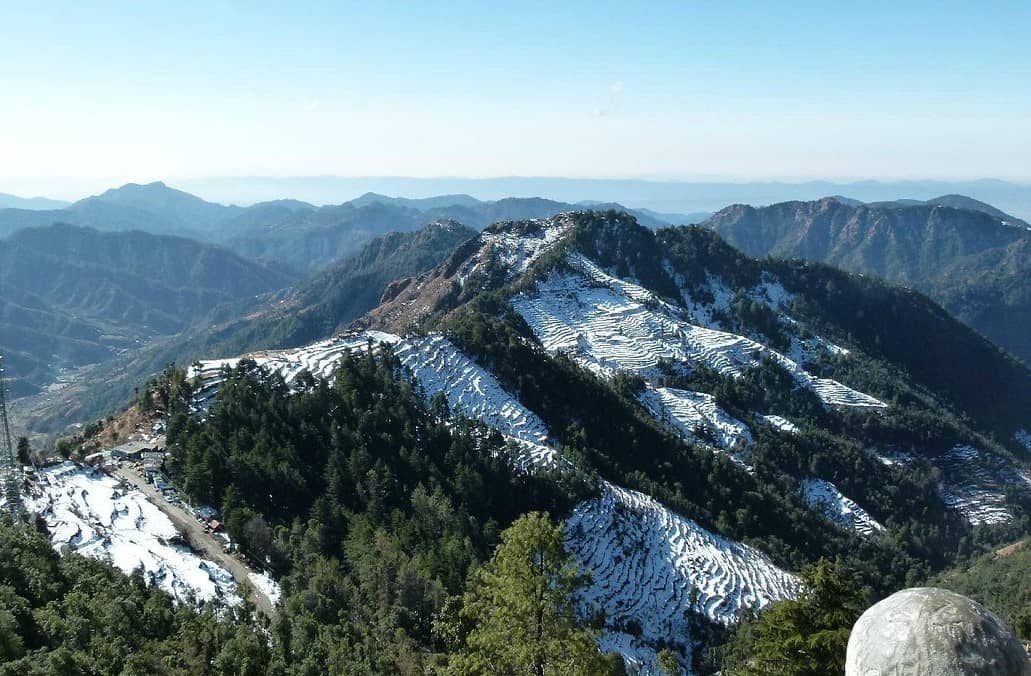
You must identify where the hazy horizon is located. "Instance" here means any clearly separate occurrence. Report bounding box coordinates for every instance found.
[5,175,1031,222]
[3,2,1030,193]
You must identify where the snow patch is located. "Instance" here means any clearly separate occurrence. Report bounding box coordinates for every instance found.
[639,386,752,460]
[247,571,282,606]
[475,216,575,280]
[23,463,240,605]
[800,478,884,537]
[757,414,800,435]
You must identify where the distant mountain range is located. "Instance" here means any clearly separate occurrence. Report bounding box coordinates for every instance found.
[704,196,1031,364]
[0,191,69,210]
[0,223,294,397]
[6,180,1031,432]
[12,221,475,429]
[161,176,1031,223]
[0,182,701,272]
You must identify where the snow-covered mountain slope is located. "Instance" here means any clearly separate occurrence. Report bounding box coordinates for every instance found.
[639,386,752,459]
[182,212,1031,671]
[393,335,561,472]
[190,331,800,671]
[511,255,886,409]
[23,462,240,605]
[757,414,800,435]
[934,445,1031,526]
[800,478,885,537]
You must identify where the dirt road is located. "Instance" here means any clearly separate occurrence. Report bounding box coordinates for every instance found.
[113,465,276,617]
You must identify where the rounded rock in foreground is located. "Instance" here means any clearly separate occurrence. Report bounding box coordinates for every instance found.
[846,587,1031,675]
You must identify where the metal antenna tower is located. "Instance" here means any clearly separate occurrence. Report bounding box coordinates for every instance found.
[0,349,24,520]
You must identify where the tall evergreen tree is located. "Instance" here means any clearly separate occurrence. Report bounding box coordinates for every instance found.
[718,559,868,676]
[450,512,616,676]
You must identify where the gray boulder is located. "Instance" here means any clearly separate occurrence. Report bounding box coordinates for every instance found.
[846,587,1031,675]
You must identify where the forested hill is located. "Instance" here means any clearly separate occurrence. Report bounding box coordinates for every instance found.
[126,219,475,380]
[176,210,1031,672]
[703,197,1031,364]
[0,223,294,397]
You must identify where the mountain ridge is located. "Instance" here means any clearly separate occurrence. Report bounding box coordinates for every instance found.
[182,209,1031,671]
[704,198,1031,364]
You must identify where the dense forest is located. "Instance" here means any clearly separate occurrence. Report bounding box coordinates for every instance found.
[158,349,621,673]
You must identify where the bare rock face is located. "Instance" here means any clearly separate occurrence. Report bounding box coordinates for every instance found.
[846,587,1031,675]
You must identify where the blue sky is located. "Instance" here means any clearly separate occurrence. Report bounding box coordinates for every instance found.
[1,1,1030,196]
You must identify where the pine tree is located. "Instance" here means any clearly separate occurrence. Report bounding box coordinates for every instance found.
[718,558,868,676]
[450,512,615,675]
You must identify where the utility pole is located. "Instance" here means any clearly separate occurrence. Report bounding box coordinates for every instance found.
[0,349,24,521]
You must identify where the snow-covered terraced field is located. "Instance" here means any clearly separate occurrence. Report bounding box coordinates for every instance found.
[568,484,800,654]
[934,445,1026,526]
[668,267,851,367]
[800,478,885,537]
[757,414,800,435]
[639,386,752,458]
[874,444,1031,526]
[189,331,399,409]
[23,462,240,605]
[511,258,886,410]
[394,335,562,471]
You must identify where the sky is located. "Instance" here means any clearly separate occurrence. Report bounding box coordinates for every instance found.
[1,1,1030,198]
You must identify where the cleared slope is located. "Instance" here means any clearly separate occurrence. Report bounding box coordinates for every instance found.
[23,462,240,605]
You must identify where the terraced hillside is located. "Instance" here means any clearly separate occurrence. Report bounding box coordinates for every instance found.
[178,211,1031,672]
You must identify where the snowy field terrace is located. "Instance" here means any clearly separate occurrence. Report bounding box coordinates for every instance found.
[23,462,241,605]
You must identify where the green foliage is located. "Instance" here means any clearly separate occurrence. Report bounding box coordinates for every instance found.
[716,559,868,676]
[14,438,30,466]
[448,512,617,676]
[0,519,268,675]
[934,540,1031,640]
[657,648,681,676]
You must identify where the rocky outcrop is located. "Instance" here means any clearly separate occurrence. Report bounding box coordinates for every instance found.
[845,587,1031,675]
